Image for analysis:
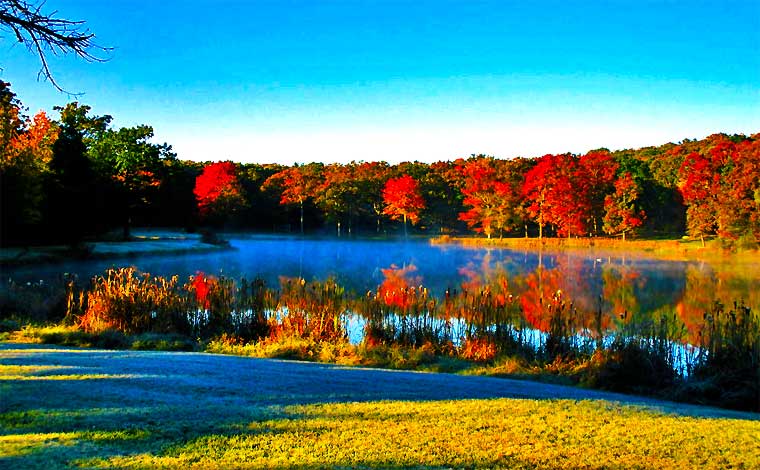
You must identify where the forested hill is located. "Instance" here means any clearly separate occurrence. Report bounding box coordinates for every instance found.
[2,81,758,247]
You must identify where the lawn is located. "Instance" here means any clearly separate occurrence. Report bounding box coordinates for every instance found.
[1,345,758,469]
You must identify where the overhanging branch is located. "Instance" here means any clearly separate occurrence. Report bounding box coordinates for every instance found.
[0,0,111,94]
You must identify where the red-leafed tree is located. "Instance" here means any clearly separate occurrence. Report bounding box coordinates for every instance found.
[382,174,425,237]
[603,172,646,240]
[194,161,246,223]
[458,157,522,239]
[678,151,722,246]
[723,138,760,242]
[523,154,590,238]
[577,150,618,235]
[261,163,322,234]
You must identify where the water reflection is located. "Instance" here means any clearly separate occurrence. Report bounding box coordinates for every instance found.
[2,237,758,345]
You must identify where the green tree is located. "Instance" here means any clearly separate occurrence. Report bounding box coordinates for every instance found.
[89,125,176,238]
[46,102,107,243]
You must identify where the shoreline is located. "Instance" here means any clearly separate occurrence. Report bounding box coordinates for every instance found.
[430,234,760,264]
[0,233,231,268]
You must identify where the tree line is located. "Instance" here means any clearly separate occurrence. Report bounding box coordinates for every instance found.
[2,81,758,247]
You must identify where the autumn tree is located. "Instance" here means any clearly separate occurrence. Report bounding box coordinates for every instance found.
[423,160,466,233]
[458,157,522,239]
[354,161,392,233]
[722,138,760,242]
[603,172,646,240]
[523,154,590,238]
[0,81,58,244]
[262,163,323,234]
[577,150,618,235]
[678,151,721,246]
[89,125,175,238]
[314,163,361,236]
[194,161,246,225]
[382,174,425,237]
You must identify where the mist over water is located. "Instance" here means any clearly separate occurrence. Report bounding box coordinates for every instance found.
[3,235,758,321]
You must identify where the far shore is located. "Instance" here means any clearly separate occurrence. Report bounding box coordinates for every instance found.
[430,234,760,264]
[0,230,230,267]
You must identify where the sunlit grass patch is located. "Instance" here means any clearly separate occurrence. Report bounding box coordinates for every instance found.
[0,432,81,458]
[0,363,152,381]
[0,364,72,377]
[89,399,759,470]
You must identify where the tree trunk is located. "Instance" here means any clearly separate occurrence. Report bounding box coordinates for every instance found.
[403,213,408,238]
[123,216,131,240]
[299,201,304,235]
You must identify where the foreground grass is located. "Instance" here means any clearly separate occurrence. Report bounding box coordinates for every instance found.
[2,397,758,469]
[2,343,759,469]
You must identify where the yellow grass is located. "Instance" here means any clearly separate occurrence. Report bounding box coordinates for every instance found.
[55,400,760,469]
[432,235,760,263]
[2,346,758,469]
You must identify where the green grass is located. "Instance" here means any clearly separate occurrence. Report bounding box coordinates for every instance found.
[6,324,196,351]
[2,398,758,469]
[432,235,760,263]
[2,344,759,469]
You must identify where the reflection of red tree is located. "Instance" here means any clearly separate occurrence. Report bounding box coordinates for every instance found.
[377,264,423,310]
[518,267,563,331]
[601,265,642,332]
[674,265,760,345]
[190,272,215,309]
[458,258,512,309]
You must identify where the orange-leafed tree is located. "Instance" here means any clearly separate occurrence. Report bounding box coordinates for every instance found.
[523,153,591,238]
[458,157,522,239]
[717,138,760,242]
[577,150,618,235]
[678,151,722,246]
[0,81,58,244]
[603,172,646,240]
[88,124,175,238]
[194,161,246,224]
[262,163,322,234]
[382,174,425,237]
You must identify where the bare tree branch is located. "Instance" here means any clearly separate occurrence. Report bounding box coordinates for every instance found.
[0,0,111,94]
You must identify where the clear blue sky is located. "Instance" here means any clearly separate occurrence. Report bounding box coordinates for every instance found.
[2,0,759,164]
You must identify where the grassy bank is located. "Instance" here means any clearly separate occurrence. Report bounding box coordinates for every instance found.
[1,345,759,470]
[12,400,757,470]
[5,317,759,412]
[2,264,758,411]
[431,235,760,263]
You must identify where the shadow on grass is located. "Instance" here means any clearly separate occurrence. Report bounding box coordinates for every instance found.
[1,343,759,468]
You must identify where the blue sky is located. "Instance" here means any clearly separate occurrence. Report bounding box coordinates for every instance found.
[2,0,759,164]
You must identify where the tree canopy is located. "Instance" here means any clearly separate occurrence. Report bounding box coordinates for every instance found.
[1,82,759,247]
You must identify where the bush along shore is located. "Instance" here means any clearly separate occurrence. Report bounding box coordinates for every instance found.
[2,267,758,412]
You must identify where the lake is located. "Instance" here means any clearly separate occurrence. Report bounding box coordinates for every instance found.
[4,235,759,340]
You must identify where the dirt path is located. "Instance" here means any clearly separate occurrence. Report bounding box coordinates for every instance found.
[1,342,756,421]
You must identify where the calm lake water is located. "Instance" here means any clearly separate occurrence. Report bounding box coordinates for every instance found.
[4,235,759,333]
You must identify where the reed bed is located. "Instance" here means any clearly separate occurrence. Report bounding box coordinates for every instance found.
[4,266,758,410]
